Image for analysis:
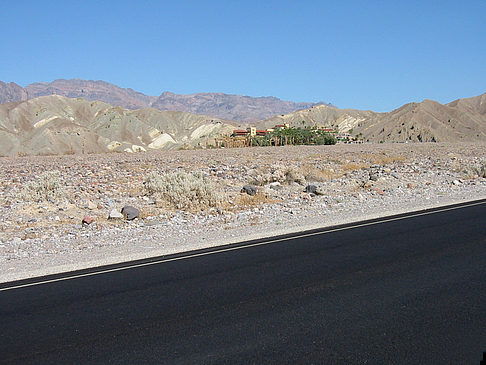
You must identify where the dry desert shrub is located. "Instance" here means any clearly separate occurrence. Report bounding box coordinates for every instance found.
[464,160,486,178]
[18,171,64,202]
[473,160,486,178]
[249,164,306,186]
[144,171,221,210]
[299,163,336,182]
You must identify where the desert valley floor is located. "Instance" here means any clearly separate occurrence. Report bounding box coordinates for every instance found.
[1,142,486,282]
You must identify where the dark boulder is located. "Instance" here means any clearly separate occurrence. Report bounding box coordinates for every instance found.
[121,205,140,220]
[304,184,317,194]
[241,185,257,196]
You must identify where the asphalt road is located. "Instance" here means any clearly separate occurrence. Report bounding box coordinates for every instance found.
[1,200,485,364]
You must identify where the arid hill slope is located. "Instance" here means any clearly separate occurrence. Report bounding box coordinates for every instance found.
[0,95,236,156]
[256,104,378,133]
[0,79,325,123]
[257,93,486,142]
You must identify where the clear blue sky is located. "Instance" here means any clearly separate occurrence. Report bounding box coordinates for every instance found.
[1,0,485,111]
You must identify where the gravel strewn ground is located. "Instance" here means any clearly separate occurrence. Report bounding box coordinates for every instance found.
[1,143,485,282]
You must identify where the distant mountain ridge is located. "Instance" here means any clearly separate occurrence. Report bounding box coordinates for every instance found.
[0,79,328,123]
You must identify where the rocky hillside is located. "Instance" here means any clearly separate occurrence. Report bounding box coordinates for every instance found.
[0,81,28,104]
[257,93,486,142]
[0,79,326,123]
[0,95,236,156]
[256,104,378,133]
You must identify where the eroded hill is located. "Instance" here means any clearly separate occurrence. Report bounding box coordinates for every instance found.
[0,95,236,156]
[257,93,486,142]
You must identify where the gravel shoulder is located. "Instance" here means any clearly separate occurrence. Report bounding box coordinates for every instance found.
[1,143,485,283]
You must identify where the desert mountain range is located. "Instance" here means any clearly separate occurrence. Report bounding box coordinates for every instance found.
[0,79,485,157]
[0,79,326,123]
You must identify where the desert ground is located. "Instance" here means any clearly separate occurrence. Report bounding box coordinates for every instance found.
[1,142,485,282]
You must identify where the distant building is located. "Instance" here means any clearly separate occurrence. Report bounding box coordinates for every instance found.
[336,133,351,141]
[232,129,249,137]
[321,128,336,133]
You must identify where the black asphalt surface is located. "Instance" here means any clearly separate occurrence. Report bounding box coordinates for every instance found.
[1,200,485,364]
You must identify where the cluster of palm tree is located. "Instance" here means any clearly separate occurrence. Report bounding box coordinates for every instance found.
[251,126,337,146]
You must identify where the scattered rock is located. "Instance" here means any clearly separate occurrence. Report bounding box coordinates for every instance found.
[108,209,124,220]
[82,215,94,225]
[87,201,97,210]
[269,182,282,190]
[304,184,317,194]
[121,205,140,220]
[241,185,257,196]
[363,181,374,188]
[315,187,326,196]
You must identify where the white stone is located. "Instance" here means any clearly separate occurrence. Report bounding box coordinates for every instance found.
[108,209,124,220]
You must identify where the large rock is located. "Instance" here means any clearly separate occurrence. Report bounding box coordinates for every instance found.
[241,185,257,196]
[121,205,140,220]
[305,184,325,195]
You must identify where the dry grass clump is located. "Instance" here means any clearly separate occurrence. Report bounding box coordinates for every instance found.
[18,171,63,202]
[299,163,336,182]
[359,153,406,165]
[339,162,368,173]
[226,191,278,211]
[144,171,221,210]
[249,164,306,186]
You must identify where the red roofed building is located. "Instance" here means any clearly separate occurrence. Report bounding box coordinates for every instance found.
[256,130,269,136]
[232,129,249,137]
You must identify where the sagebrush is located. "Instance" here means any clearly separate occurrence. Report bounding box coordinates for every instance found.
[473,160,486,178]
[144,171,221,210]
[19,171,63,201]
